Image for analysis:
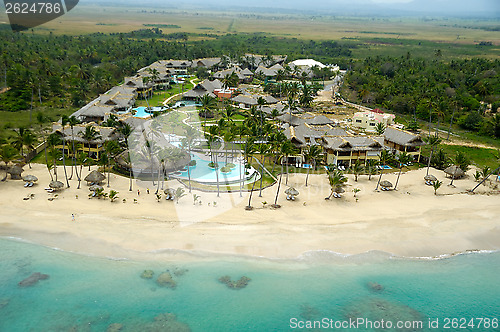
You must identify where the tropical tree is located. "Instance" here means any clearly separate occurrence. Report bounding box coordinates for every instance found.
[199,94,217,126]
[175,186,186,204]
[304,145,322,186]
[67,116,81,180]
[80,124,101,171]
[433,180,442,195]
[47,133,62,181]
[0,145,19,181]
[425,135,442,176]
[375,122,386,135]
[103,140,121,187]
[109,190,119,202]
[60,116,70,187]
[365,159,378,180]
[326,169,348,199]
[298,84,314,108]
[393,152,412,190]
[351,159,365,182]
[375,149,391,190]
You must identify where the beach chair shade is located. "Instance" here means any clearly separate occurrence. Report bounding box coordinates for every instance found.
[49,180,65,190]
[22,175,38,182]
[84,170,106,183]
[285,187,299,196]
[424,175,437,182]
[444,166,465,179]
[380,180,393,188]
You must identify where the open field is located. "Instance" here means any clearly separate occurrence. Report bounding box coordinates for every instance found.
[1,5,498,49]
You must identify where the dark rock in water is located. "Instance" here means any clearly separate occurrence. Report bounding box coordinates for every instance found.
[343,298,425,331]
[150,312,191,331]
[107,323,123,332]
[300,304,320,320]
[18,272,50,287]
[156,272,177,289]
[141,270,154,279]
[218,275,251,289]
[368,281,384,292]
[0,298,9,310]
[173,268,188,277]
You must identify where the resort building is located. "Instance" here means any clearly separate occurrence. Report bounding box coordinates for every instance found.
[192,57,222,69]
[383,127,425,161]
[71,86,137,124]
[123,76,153,98]
[163,60,192,74]
[183,79,223,100]
[352,109,395,132]
[51,123,120,160]
[321,136,384,167]
[212,67,248,83]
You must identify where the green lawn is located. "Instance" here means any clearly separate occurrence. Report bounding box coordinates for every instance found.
[421,144,499,169]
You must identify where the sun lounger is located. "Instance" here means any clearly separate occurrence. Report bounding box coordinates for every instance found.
[24,182,29,187]
[28,182,34,187]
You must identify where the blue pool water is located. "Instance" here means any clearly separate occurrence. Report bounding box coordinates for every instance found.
[172,153,256,184]
[130,106,165,118]
[173,100,201,108]
[1,238,499,332]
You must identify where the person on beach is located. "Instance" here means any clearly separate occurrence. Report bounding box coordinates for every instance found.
[147,188,149,194]
[137,190,140,196]
[72,214,75,221]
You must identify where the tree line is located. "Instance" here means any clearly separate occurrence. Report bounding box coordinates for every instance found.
[343,55,500,139]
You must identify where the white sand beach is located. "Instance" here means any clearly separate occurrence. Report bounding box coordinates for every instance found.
[0,163,499,259]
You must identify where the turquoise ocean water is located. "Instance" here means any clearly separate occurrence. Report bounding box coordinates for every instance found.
[0,237,499,331]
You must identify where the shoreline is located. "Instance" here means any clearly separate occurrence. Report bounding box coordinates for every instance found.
[1,163,499,261]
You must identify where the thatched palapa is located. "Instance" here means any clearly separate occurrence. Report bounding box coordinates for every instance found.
[444,166,465,179]
[84,170,106,184]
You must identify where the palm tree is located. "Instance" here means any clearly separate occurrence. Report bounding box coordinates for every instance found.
[256,142,269,197]
[351,159,364,182]
[433,180,442,195]
[60,115,71,188]
[394,152,412,190]
[282,140,296,185]
[365,159,378,180]
[47,133,62,181]
[425,135,442,176]
[104,140,121,187]
[199,94,217,127]
[67,116,80,180]
[76,152,87,189]
[80,124,101,171]
[0,145,19,181]
[375,149,391,190]
[326,169,348,199]
[298,84,314,108]
[375,122,386,135]
[183,126,198,193]
[206,124,221,197]
[304,145,322,186]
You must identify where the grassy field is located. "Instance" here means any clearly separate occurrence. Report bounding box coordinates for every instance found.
[2,5,498,50]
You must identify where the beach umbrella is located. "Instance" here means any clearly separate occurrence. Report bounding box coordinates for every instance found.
[49,180,65,190]
[424,175,437,182]
[285,187,299,196]
[89,184,103,192]
[84,170,106,183]
[22,174,38,182]
[380,180,393,188]
[444,166,464,179]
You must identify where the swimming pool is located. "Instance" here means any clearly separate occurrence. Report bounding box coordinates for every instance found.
[118,107,165,118]
[173,100,201,108]
[170,153,258,184]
